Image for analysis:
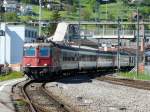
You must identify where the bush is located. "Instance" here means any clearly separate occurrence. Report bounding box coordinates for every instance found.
[4,12,19,22]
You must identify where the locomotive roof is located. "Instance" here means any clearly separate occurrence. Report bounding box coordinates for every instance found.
[24,43,51,47]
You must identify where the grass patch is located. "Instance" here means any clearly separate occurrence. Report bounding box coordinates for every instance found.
[32,5,52,20]
[119,72,150,81]
[15,99,27,106]
[0,72,24,81]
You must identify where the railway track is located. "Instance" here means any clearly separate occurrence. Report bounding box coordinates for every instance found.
[97,76,150,90]
[11,79,32,112]
[21,80,74,112]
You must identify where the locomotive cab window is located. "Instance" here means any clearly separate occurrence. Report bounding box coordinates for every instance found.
[24,47,35,56]
[39,47,49,57]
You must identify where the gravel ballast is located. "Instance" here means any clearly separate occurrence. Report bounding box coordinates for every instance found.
[46,75,150,112]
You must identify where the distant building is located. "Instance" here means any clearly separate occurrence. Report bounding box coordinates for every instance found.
[20,5,33,16]
[0,23,37,67]
[0,0,4,12]
[128,0,144,4]
[3,0,20,12]
[43,0,64,11]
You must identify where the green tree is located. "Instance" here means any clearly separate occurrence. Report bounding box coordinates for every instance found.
[108,13,116,21]
[4,12,19,22]
[81,8,92,20]
[122,0,129,5]
[21,16,34,23]
[140,7,150,19]
[21,0,31,4]
[51,11,61,21]
[143,0,150,5]
[46,11,61,36]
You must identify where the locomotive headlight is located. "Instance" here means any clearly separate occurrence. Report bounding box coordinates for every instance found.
[44,64,48,66]
[26,64,31,66]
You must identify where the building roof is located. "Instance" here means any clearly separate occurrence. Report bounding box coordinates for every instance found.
[3,0,18,4]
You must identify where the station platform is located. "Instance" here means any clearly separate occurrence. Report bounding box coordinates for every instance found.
[0,78,25,112]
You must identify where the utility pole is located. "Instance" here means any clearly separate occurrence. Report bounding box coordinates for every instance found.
[4,2,6,66]
[39,0,42,37]
[95,0,100,22]
[106,0,108,20]
[136,8,140,77]
[117,17,121,73]
[78,0,81,69]
[78,0,81,39]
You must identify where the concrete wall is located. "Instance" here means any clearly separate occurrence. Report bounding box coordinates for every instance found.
[0,23,37,65]
[0,36,5,64]
[6,25,25,64]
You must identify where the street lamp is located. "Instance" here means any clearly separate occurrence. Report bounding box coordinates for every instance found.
[78,0,81,39]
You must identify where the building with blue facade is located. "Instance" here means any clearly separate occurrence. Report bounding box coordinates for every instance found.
[0,23,37,66]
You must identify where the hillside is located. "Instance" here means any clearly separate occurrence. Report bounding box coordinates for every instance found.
[0,0,150,22]
[18,0,150,22]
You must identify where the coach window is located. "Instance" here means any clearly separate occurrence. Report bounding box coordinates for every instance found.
[40,47,49,57]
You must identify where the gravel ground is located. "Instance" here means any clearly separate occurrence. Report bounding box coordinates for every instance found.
[46,75,150,112]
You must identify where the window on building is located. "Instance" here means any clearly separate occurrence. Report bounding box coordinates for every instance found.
[29,31,31,37]
[32,31,34,38]
[25,30,28,37]
[34,32,37,38]
[25,29,37,38]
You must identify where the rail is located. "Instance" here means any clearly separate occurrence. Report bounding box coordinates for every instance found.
[42,83,74,112]
[97,76,150,90]
[22,80,37,112]
[21,79,75,112]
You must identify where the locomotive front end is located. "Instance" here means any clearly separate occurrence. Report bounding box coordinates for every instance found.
[22,43,52,80]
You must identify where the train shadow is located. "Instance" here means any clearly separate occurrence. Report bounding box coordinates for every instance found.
[57,74,93,84]
[57,71,114,84]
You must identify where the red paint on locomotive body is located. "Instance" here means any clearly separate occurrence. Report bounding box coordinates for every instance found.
[23,46,52,67]
[23,57,52,67]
